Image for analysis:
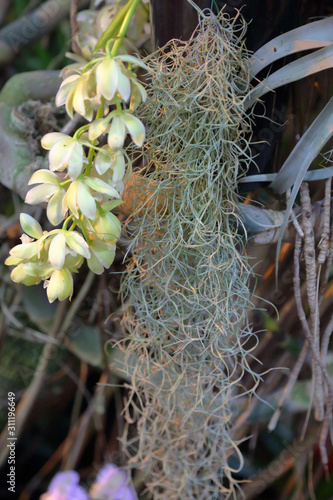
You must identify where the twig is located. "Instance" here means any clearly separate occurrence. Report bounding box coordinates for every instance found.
[0,0,70,66]
[0,271,95,467]
[70,0,81,55]
[268,340,309,431]
[318,178,332,265]
[237,438,312,500]
[286,187,304,238]
[0,301,67,468]
[293,232,333,466]
[321,312,333,366]
[300,183,324,422]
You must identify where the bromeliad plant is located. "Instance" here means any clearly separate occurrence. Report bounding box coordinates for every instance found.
[5,0,147,303]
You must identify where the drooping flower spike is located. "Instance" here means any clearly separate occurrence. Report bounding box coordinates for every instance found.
[6,0,148,302]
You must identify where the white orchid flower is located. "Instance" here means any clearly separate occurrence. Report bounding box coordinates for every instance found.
[64,176,120,220]
[25,169,67,226]
[46,267,74,303]
[107,111,145,151]
[55,71,98,120]
[42,133,88,180]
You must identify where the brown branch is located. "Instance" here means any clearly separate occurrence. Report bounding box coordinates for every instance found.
[293,231,333,466]
[70,0,81,55]
[0,0,89,66]
[300,183,323,421]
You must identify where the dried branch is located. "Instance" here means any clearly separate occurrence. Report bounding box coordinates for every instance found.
[300,183,324,421]
[0,0,89,66]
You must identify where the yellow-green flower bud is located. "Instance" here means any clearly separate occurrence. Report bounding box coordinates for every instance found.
[46,268,74,303]
[91,211,121,245]
[20,213,43,240]
[87,240,116,275]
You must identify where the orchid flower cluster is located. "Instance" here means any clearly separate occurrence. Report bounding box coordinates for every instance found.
[5,0,147,303]
[40,464,137,500]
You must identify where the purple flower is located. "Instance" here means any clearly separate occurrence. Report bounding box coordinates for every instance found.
[89,464,137,500]
[40,471,89,500]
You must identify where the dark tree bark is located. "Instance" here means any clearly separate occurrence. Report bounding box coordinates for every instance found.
[149,0,211,49]
[148,0,333,192]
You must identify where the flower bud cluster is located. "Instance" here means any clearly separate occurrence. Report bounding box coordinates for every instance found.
[6,2,147,302]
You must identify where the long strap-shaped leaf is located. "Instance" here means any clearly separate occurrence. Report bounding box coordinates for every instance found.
[238,165,333,184]
[251,17,333,78]
[271,97,333,193]
[245,43,333,110]
[270,97,333,279]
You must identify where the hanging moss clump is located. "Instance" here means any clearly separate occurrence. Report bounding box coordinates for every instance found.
[121,8,259,499]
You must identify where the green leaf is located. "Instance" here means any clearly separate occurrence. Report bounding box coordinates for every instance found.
[238,165,333,184]
[251,17,333,78]
[269,97,333,278]
[66,322,103,367]
[245,44,333,110]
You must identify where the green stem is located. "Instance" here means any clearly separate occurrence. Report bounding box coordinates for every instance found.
[73,124,90,139]
[94,0,134,51]
[69,220,78,231]
[114,95,122,112]
[62,216,75,231]
[60,179,71,188]
[78,220,93,245]
[111,0,141,57]
[82,57,105,74]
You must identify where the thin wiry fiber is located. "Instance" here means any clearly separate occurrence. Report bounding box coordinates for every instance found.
[120,10,259,499]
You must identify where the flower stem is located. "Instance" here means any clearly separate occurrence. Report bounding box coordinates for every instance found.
[111,0,141,57]
[62,216,75,231]
[73,124,90,139]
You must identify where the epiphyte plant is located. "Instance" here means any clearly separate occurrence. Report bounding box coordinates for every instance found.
[5,0,147,303]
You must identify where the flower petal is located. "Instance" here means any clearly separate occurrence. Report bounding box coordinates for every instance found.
[47,268,73,303]
[64,231,90,259]
[108,115,126,151]
[47,188,66,226]
[73,81,87,116]
[92,212,121,244]
[65,86,75,118]
[67,142,84,179]
[84,177,120,198]
[66,182,79,218]
[122,113,145,147]
[94,148,114,176]
[25,184,58,204]
[91,241,116,269]
[41,133,70,150]
[49,138,75,172]
[55,75,80,107]
[24,262,54,278]
[112,152,126,183]
[49,232,66,270]
[116,63,131,102]
[96,58,118,101]
[29,169,60,186]
[10,242,39,260]
[89,117,111,142]
[87,253,104,275]
[114,54,149,71]
[20,213,43,239]
[11,264,41,286]
[77,181,96,219]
